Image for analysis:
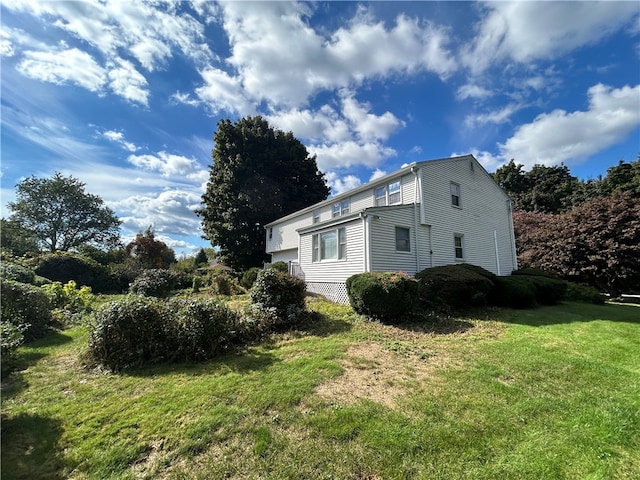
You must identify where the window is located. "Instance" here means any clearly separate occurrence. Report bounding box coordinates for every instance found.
[313,209,320,224]
[268,228,273,240]
[332,202,340,218]
[454,234,464,259]
[375,180,402,206]
[341,199,350,216]
[395,227,410,252]
[312,227,346,261]
[451,182,461,207]
[332,199,350,218]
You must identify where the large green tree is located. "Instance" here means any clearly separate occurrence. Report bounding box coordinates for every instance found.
[0,218,39,255]
[8,173,121,252]
[198,116,330,271]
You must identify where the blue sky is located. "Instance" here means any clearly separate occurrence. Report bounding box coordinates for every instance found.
[1,1,639,256]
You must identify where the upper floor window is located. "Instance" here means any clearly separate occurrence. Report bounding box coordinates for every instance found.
[312,227,346,262]
[268,228,273,240]
[451,182,461,207]
[332,199,350,218]
[375,180,402,206]
[395,227,410,252]
[313,209,320,224]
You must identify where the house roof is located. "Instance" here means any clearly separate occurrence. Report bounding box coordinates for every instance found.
[265,154,507,227]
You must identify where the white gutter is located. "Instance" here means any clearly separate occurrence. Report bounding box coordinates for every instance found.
[494,230,501,276]
[411,166,421,272]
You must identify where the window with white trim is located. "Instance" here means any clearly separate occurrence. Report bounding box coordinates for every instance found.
[332,199,350,218]
[395,227,410,252]
[454,234,464,259]
[312,227,346,262]
[375,180,402,206]
[451,182,461,207]
[313,209,320,224]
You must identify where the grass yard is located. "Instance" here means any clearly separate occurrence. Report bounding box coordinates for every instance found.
[1,299,639,479]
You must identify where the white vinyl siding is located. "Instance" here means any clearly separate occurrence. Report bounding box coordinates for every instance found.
[369,206,419,275]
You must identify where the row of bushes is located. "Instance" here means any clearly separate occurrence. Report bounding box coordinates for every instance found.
[346,264,604,321]
[86,268,307,371]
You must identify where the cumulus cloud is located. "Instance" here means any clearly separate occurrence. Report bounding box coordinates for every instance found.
[114,189,203,237]
[325,171,362,196]
[309,141,397,171]
[191,67,255,116]
[464,2,640,74]
[107,58,149,106]
[497,83,640,168]
[101,130,138,152]
[456,83,492,101]
[464,103,522,129]
[127,151,202,178]
[17,48,106,92]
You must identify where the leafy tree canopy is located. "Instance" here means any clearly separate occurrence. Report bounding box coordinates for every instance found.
[0,218,40,256]
[513,193,640,296]
[8,173,122,252]
[493,156,639,213]
[125,228,176,269]
[198,116,330,271]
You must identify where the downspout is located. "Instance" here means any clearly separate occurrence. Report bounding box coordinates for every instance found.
[493,230,501,276]
[360,212,370,273]
[411,166,421,273]
[507,200,518,273]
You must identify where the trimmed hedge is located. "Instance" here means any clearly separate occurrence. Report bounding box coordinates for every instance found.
[490,275,567,308]
[415,265,494,310]
[0,262,36,284]
[566,282,605,304]
[346,272,419,320]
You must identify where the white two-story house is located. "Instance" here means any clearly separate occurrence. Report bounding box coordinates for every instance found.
[264,154,518,304]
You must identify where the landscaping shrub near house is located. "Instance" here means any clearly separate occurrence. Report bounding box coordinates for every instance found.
[130,269,178,297]
[270,261,289,273]
[87,297,242,370]
[490,274,567,308]
[415,265,494,310]
[566,282,605,304]
[346,272,419,321]
[0,279,52,341]
[250,269,306,326]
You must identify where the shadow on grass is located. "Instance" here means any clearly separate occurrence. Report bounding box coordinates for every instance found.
[497,301,640,327]
[1,413,66,480]
[1,331,74,399]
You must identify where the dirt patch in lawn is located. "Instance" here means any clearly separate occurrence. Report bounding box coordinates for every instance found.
[315,341,449,409]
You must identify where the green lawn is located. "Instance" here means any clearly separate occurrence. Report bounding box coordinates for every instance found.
[2,300,639,479]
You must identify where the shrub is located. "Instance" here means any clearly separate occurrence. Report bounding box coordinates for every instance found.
[490,276,538,309]
[172,299,240,361]
[566,282,606,304]
[0,280,52,341]
[415,265,494,310]
[524,275,567,305]
[512,267,562,280]
[346,272,419,320]
[34,252,115,293]
[108,260,144,293]
[129,269,177,297]
[250,269,306,326]
[192,276,202,293]
[270,261,289,273]
[213,272,233,295]
[1,320,26,377]
[457,263,498,281]
[87,297,241,370]
[0,262,36,284]
[41,280,93,310]
[241,267,262,289]
[88,297,170,370]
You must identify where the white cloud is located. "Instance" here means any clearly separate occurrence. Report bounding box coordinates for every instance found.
[101,130,138,152]
[107,58,149,105]
[309,141,396,171]
[498,83,640,169]
[464,103,522,129]
[456,83,492,101]
[325,171,362,196]
[464,2,640,74]
[127,151,202,178]
[218,2,457,108]
[369,169,387,181]
[17,48,106,92]
[340,92,405,142]
[114,189,203,237]
[192,67,255,116]
[267,106,350,144]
